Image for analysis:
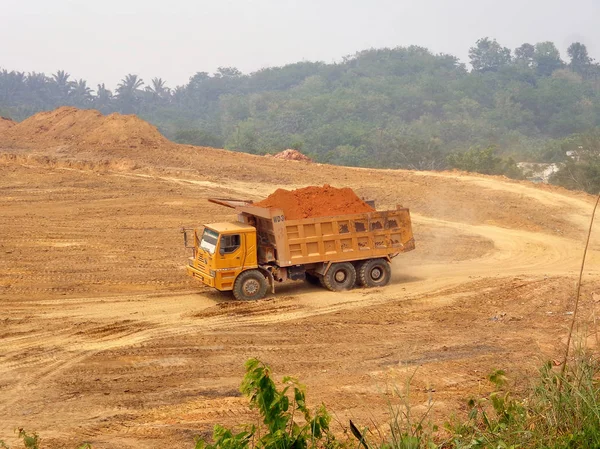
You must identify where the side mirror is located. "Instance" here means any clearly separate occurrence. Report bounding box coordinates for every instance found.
[219,247,225,256]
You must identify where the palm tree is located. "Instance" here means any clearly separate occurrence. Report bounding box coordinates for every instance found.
[116,74,144,96]
[25,72,51,108]
[94,83,113,112]
[146,77,169,96]
[170,85,187,106]
[70,79,94,107]
[0,69,26,104]
[116,74,144,113]
[144,77,171,110]
[51,70,74,102]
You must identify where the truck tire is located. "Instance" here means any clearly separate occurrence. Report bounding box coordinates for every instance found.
[322,262,356,291]
[358,258,391,288]
[233,270,268,300]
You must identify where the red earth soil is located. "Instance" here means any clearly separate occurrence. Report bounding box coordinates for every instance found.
[255,184,375,219]
[272,149,312,162]
[0,106,169,150]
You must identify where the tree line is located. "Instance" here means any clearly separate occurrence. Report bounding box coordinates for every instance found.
[2,38,600,190]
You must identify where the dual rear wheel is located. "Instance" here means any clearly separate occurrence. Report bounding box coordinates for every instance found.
[320,258,391,292]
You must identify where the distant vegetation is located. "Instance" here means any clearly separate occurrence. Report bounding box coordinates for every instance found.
[2,38,600,188]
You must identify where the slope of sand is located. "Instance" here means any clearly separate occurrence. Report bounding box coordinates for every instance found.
[0,116,16,131]
[0,106,170,150]
[1,108,599,448]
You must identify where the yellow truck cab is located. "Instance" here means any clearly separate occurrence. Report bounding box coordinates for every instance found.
[186,222,260,294]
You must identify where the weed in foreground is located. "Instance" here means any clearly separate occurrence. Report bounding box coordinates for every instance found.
[195,358,342,449]
[1,429,92,449]
[350,370,437,449]
[445,352,600,449]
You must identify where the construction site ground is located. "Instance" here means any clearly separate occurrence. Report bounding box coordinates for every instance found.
[2,141,600,448]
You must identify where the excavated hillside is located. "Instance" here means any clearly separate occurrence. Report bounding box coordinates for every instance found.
[1,106,600,449]
[0,106,170,151]
[0,116,16,131]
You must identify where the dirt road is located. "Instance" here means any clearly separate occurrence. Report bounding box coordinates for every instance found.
[2,148,600,448]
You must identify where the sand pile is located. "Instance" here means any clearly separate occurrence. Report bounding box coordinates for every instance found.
[255,184,374,220]
[0,106,169,150]
[0,117,16,132]
[273,149,312,162]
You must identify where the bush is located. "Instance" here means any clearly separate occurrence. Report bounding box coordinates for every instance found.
[446,146,523,179]
[173,129,225,148]
[195,358,341,449]
[446,353,600,448]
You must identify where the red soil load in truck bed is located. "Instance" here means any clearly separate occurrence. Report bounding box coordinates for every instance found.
[254,184,375,220]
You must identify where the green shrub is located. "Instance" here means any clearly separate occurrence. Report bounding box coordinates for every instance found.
[446,146,523,179]
[195,358,341,449]
[446,354,600,449]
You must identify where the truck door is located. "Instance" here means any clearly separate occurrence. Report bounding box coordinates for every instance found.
[217,233,244,269]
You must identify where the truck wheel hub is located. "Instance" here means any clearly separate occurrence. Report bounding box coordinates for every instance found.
[244,279,260,295]
[371,267,382,280]
[334,271,347,282]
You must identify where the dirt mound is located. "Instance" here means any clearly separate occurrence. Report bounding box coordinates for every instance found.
[0,116,16,131]
[272,149,312,162]
[0,106,169,150]
[255,184,374,219]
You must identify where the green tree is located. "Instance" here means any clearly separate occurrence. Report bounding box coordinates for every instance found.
[514,43,535,68]
[469,37,512,72]
[116,74,144,113]
[173,129,224,148]
[567,42,593,75]
[447,146,523,178]
[70,79,94,107]
[94,83,113,113]
[551,130,600,193]
[50,70,74,103]
[145,77,170,102]
[534,42,564,76]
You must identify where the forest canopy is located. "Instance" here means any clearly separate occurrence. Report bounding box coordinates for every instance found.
[2,38,600,183]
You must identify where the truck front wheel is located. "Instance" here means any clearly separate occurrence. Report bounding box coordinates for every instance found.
[233,270,268,300]
[358,258,391,288]
[322,262,356,291]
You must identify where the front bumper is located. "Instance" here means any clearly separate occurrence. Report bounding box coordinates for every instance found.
[186,264,215,287]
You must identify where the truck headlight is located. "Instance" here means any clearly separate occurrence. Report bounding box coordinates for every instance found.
[210,270,216,277]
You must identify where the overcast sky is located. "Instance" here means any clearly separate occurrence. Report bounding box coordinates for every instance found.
[2,0,600,90]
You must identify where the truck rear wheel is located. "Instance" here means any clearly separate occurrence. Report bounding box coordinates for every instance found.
[358,258,391,288]
[233,270,268,300]
[322,262,356,291]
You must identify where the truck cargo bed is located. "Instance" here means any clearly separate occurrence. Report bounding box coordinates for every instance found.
[208,198,415,267]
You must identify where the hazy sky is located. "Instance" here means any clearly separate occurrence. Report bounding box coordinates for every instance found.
[2,0,600,90]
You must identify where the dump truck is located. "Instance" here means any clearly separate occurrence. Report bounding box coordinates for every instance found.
[182,198,415,300]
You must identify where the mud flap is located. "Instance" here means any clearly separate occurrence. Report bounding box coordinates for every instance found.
[263,269,275,294]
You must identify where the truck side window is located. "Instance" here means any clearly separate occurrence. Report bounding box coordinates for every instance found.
[221,234,241,254]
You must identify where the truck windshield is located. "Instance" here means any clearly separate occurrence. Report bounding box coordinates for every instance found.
[200,228,219,254]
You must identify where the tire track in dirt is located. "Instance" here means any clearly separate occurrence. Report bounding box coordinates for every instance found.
[3,155,600,448]
[2,207,593,401]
